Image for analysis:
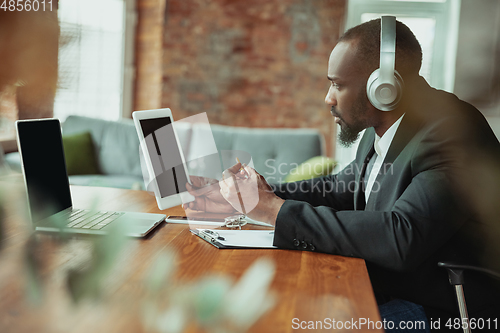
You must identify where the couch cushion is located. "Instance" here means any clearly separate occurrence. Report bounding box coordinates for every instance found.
[62,131,100,175]
[190,125,324,183]
[62,116,142,177]
[4,152,20,173]
[4,148,144,190]
[284,156,336,182]
[61,116,324,186]
[68,174,145,190]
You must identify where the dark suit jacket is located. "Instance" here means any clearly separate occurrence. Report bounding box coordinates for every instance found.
[273,77,500,324]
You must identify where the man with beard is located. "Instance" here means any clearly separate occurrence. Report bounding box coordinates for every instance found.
[184,18,500,331]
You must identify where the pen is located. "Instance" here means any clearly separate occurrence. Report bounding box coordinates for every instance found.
[222,158,247,216]
[236,157,244,172]
[232,173,247,216]
[236,157,249,179]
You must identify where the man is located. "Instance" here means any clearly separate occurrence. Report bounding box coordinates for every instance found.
[184,19,500,331]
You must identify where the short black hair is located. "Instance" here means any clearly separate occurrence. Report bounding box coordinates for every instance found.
[339,18,423,78]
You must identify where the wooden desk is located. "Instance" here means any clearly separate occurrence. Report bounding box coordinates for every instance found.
[0,185,382,333]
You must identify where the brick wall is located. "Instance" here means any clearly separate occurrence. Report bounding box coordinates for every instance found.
[135,0,346,157]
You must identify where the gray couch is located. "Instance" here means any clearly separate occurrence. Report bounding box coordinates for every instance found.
[6,115,324,189]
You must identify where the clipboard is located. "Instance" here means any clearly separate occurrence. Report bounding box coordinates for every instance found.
[190,229,277,249]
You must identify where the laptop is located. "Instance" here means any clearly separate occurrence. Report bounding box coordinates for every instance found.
[16,118,166,237]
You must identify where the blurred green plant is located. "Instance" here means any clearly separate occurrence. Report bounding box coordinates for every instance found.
[24,235,44,305]
[0,188,4,252]
[143,252,276,333]
[66,223,130,303]
[0,165,19,253]
[0,175,276,332]
[0,198,4,255]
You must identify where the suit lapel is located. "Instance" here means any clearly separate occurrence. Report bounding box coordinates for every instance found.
[383,113,421,166]
[365,111,424,209]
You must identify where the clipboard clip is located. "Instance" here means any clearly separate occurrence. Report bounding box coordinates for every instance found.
[199,229,225,242]
[224,214,247,230]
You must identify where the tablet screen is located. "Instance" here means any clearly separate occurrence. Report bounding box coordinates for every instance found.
[139,117,189,198]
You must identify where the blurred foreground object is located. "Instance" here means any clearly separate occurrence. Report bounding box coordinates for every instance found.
[0,7,59,122]
[0,179,276,332]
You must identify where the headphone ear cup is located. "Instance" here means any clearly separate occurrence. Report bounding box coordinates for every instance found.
[366,69,404,111]
[366,69,380,108]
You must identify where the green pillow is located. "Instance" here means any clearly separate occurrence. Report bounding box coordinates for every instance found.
[285,156,336,182]
[62,132,100,175]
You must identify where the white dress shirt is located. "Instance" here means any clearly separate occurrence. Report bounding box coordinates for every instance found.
[365,114,405,203]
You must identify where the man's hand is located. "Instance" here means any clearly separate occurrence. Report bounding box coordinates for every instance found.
[220,163,285,225]
[183,175,237,214]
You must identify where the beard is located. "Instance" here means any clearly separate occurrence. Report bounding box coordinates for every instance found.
[337,120,362,147]
[333,89,370,148]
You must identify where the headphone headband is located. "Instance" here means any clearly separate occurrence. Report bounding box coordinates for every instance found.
[366,15,404,111]
[379,16,396,87]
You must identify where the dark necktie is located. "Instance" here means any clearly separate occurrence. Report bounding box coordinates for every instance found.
[357,146,375,210]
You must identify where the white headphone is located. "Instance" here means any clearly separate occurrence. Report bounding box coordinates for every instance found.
[366,16,404,111]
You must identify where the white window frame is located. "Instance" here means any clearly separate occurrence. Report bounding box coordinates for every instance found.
[121,0,137,118]
[55,0,136,121]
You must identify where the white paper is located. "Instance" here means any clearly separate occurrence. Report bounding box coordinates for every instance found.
[167,216,273,228]
[196,229,276,248]
[166,217,225,226]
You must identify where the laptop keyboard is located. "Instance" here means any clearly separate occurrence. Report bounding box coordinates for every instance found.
[65,209,125,230]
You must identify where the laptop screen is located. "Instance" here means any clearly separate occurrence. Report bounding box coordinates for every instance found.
[17,119,72,222]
